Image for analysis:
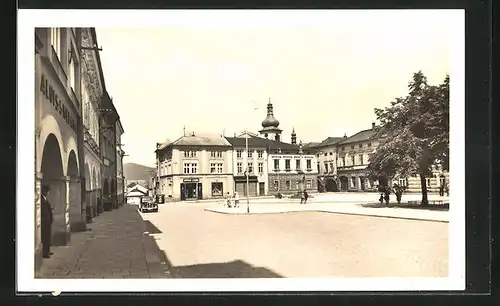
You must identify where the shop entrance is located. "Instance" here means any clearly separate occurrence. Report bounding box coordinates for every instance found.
[180,182,202,201]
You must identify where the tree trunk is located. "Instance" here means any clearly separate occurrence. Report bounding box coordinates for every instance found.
[419,173,429,206]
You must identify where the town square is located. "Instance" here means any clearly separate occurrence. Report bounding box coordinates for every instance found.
[19,9,464,291]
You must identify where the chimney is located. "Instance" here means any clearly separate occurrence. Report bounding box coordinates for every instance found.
[372,122,375,130]
[343,133,347,138]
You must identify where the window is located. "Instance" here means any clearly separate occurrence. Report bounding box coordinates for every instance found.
[399,178,408,187]
[68,46,77,91]
[247,163,254,174]
[211,151,222,158]
[324,153,327,156]
[184,150,197,158]
[342,147,345,151]
[258,162,263,174]
[273,180,279,188]
[257,150,263,158]
[329,152,333,155]
[274,159,280,170]
[237,162,243,174]
[296,159,301,170]
[210,163,217,173]
[184,151,188,157]
[191,163,198,173]
[368,142,372,147]
[359,144,363,148]
[342,157,346,167]
[248,150,253,158]
[211,182,223,197]
[317,165,320,173]
[306,159,312,171]
[217,163,223,173]
[237,150,243,158]
[183,163,190,174]
[285,159,291,171]
[50,28,61,60]
[360,154,364,165]
[306,179,312,189]
[324,162,329,173]
[329,162,334,172]
[285,180,291,190]
[296,181,300,189]
[352,177,357,187]
[351,155,355,165]
[351,145,355,149]
[426,178,432,187]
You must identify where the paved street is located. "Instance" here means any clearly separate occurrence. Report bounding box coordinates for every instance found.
[36,204,169,279]
[141,196,449,278]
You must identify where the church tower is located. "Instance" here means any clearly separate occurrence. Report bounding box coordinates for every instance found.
[291,127,297,144]
[259,98,283,142]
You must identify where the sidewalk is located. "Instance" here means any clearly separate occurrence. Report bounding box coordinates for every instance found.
[36,204,170,279]
[204,202,449,222]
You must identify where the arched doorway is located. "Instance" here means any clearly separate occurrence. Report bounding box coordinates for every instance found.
[67,150,83,232]
[41,134,65,246]
[339,176,349,191]
[325,178,338,192]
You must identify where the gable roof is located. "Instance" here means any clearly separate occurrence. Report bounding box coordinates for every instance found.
[314,136,345,148]
[336,129,375,145]
[126,184,148,195]
[157,134,232,151]
[224,135,312,154]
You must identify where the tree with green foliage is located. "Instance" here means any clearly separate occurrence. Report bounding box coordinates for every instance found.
[366,71,449,205]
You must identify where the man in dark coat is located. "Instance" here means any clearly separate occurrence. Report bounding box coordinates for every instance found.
[41,185,53,258]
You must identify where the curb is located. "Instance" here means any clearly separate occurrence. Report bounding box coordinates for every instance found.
[204,208,449,223]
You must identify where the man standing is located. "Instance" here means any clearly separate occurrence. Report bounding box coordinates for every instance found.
[303,190,309,204]
[41,186,53,258]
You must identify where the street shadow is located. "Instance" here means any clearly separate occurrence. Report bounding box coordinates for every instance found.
[144,220,163,234]
[157,249,282,278]
[360,202,449,211]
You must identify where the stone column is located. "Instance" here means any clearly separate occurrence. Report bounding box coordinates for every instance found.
[47,176,70,246]
[357,177,362,191]
[69,177,86,232]
[34,172,43,271]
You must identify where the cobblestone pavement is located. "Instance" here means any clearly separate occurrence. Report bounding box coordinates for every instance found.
[142,202,449,278]
[36,204,170,279]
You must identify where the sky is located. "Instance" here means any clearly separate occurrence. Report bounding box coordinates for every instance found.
[95,10,458,167]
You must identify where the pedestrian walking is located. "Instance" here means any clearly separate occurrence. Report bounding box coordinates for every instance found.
[384,185,391,205]
[41,185,53,258]
[300,190,305,204]
[234,191,240,208]
[439,184,444,197]
[303,190,309,204]
[394,184,403,204]
[225,192,232,208]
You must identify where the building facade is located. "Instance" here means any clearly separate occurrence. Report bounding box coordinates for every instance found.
[34,27,86,270]
[100,91,119,210]
[115,119,125,206]
[154,133,234,201]
[267,144,318,195]
[225,133,270,197]
[313,137,345,192]
[81,28,104,220]
[335,123,379,191]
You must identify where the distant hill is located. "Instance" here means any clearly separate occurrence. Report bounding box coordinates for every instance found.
[123,163,155,181]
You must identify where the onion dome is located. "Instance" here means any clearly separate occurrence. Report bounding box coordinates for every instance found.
[261,98,280,128]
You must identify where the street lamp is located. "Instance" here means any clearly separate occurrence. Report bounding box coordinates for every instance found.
[245,130,250,213]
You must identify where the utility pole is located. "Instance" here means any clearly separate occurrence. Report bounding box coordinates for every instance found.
[245,130,250,213]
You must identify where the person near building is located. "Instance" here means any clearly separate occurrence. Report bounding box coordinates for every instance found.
[234,191,240,208]
[439,184,445,197]
[445,182,449,196]
[394,184,403,204]
[303,190,309,204]
[384,185,391,206]
[41,185,53,258]
[300,190,305,204]
[226,192,232,208]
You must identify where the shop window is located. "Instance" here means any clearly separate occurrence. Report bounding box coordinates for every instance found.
[211,182,223,197]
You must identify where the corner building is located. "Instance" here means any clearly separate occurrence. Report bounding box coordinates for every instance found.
[154,133,234,201]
